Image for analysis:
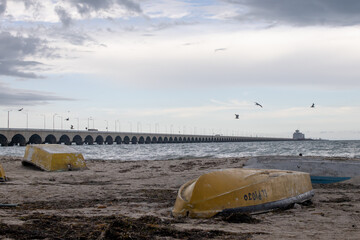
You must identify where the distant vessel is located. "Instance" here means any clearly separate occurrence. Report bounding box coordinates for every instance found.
[172,168,314,218]
[293,130,305,140]
[245,156,360,184]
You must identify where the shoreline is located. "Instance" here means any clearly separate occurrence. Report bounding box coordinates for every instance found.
[1,156,360,239]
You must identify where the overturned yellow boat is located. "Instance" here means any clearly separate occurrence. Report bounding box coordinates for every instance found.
[0,164,7,182]
[172,168,314,218]
[23,144,87,171]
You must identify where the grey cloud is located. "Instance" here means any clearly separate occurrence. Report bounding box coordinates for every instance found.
[0,31,54,78]
[13,0,40,9]
[54,29,94,46]
[148,20,197,32]
[13,0,44,19]
[0,83,75,106]
[55,6,73,27]
[69,0,142,16]
[115,0,142,13]
[225,0,360,26]
[0,60,42,78]
[0,0,6,15]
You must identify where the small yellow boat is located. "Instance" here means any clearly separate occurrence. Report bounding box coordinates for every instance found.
[172,168,314,218]
[23,144,88,171]
[0,164,7,182]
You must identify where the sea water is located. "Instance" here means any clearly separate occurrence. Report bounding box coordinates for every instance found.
[0,140,359,161]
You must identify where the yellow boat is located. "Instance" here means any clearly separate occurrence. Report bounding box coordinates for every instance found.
[172,168,314,218]
[22,144,88,171]
[0,164,7,182]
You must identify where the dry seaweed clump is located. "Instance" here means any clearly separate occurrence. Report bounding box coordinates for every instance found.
[0,214,252,240]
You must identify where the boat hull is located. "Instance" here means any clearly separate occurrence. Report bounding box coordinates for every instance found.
[22,144,87,171]
[0,164,6,182]
[172,168,314,218]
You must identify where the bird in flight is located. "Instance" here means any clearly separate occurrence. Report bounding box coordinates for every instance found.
[18,108,23,111]
[235,114,239,119]
[65,117,70,121]
[311,103,315,108]
[214,48,227,52]
[255,102,263,108]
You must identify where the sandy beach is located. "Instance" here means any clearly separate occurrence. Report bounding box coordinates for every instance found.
[1,155,360,239]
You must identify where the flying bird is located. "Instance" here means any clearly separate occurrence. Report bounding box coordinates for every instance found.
[255,102,263,108]
[214,48,227,52]
[235,114,239,119]
[65,117,70,121]
[311,103,315,108]
[18,108,23,111]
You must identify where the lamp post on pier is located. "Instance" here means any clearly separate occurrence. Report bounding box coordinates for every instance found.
[22,111,29,129]
[57,115,63,129]
[105,120,108,131]
[7,110,12,128]
[41,114,46,129]
[53,113,58,130]
[74,117,79,130]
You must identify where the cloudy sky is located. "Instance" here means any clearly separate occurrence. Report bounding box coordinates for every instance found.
[1,0,360,140]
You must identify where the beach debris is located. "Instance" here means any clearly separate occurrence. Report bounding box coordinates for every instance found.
[0,203,18,208]
[96,205,107,209]
[172,168,314,218]
[22,144,88,172]
[293,203,302,209]
[311,212,325,217]
[48,177,56,182]
[0,163,7,182]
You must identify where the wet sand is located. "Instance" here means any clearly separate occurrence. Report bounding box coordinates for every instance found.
[1,155,360,239]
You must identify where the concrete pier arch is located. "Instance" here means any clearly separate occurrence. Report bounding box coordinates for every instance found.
[73,135,83,145]
[138,136,145,144]
[0,134,8,146]
[59,135,71,145]
[115,136,122,144]
[10,134,26,146]
[28,134,42,144]
[95,136,104,145]
[45,135,57,144]
[85,135,94,145]
[124,136,130,144]
[105,136,113,145]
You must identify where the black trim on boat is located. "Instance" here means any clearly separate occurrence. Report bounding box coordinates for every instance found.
[218,190,315,215]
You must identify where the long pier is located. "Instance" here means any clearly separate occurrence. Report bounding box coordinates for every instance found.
[0,128,293,146]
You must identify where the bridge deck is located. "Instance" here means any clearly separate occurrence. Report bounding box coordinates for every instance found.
[0,128,294,146]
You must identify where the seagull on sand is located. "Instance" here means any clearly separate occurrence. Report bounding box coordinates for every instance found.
[235,114,239,119]
[255,102,263,108]
[311,103,315,108]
